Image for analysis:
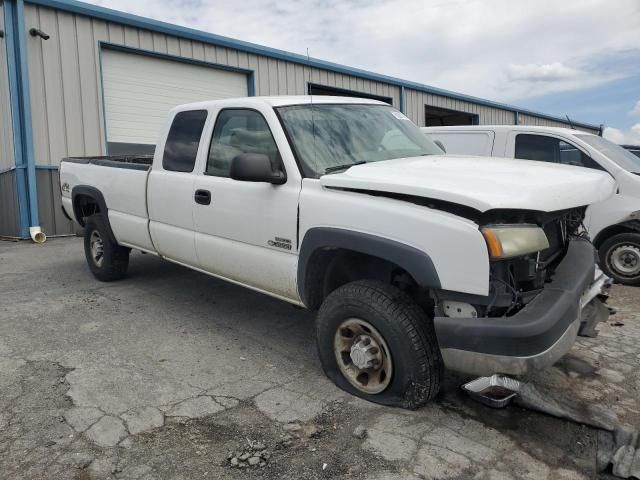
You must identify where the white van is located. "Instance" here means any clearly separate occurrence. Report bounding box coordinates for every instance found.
[422,125,640,285]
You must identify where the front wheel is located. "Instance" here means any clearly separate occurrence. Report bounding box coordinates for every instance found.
[316,280,443,409]
[599,232,640,286]
[83,214,130,282]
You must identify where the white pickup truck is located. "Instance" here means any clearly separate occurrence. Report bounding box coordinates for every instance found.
[60,96,614,408]
[423,125,640,286]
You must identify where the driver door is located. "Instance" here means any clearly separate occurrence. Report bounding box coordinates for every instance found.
[193,108,301,301]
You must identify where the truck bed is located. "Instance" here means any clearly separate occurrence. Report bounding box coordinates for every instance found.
[60,154,155,251]
[62,155,154,171]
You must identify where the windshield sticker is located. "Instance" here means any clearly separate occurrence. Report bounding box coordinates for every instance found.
[391,111,410,121]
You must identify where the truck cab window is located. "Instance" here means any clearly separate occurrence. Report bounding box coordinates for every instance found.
[207,109,281,177]
[515,134,603,171]
[162,110,208,172]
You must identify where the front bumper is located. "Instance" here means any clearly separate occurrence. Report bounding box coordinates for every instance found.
[434,238,599,376]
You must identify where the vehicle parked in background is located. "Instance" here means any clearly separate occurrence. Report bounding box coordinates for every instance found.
[60,97,614,408]
[622,145,640,159]
[423,125,640,286]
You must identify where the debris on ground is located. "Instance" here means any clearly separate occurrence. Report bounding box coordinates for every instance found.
[513,381,640,479]
[226,439,270,469]
[352,425,367,439]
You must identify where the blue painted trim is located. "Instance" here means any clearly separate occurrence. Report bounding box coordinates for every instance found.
[399,86,405,113]
[97,42,256,152]
[4,0,31,238]
[27,0,599,131]
[101,42,254,76]
[15,0,39,227]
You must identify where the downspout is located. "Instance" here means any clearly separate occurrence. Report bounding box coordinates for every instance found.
[6,0,44,242]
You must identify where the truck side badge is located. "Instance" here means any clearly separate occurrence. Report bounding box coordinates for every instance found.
[268,237,292,250]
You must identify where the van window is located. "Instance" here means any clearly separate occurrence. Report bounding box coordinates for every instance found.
[162,110,208,172]
[514,134,604,171]
[206,109,281,177]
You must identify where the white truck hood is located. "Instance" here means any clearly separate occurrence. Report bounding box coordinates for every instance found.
[320,155,616,213]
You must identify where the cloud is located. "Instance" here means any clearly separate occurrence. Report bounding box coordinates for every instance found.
[630,100,640,116]
[507,63,581,82]
[604,124,640,144]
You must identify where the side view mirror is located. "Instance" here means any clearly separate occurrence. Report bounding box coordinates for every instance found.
[434,140,446,153]
[230,153,286,185]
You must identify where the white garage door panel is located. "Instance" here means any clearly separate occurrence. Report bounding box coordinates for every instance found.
[102,49,248,146]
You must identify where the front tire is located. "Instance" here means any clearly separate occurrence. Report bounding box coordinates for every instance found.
[83,214,129,282]
[599,233,640,286]
[316,280,443,409]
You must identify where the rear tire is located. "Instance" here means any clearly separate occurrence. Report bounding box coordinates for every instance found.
[83,214,129,282]
[599,233,640,286]
[316,280,443,409]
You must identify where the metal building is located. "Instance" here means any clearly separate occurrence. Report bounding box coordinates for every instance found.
[0,0,602,239]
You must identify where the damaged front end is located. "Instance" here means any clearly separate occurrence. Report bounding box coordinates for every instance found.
[433,206,612,377]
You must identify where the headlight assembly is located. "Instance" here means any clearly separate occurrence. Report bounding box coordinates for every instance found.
[481,225,550,260]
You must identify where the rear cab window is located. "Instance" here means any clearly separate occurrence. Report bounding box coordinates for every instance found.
[162,110,208,172]
[514,134,604,171]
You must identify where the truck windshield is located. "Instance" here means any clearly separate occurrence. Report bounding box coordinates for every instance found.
[275,104,443,177]
[576,134,640,174]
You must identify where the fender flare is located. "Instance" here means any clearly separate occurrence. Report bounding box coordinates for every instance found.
[71,185,117,244]
[297,227,441,306]
[592,219,640,248]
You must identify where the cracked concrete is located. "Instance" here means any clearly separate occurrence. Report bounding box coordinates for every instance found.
[1,237,638,479]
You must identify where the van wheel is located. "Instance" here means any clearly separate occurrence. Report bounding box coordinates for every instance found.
[83,214,129,282]
[599,233,640,286]
[316,280,443,409]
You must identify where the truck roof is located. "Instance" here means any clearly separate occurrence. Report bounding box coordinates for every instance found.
[422,125,597,136]
[173,95,386,112]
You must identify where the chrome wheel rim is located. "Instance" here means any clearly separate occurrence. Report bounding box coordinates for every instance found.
[89,230,104,267]
[333,318,393,394]
[610,244,640,278]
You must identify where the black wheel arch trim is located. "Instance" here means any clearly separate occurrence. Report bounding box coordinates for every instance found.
[297,227,441,307]
[593,219,640,248]
[71,185,117,244]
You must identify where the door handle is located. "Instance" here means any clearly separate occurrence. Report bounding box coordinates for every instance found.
[194,189,211,205]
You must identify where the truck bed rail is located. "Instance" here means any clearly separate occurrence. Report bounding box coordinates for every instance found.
[62,155,153,171]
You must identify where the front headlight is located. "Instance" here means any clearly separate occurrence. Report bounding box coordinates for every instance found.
[481,225,550,260]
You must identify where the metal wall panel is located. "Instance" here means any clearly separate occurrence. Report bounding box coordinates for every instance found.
[0,4,15,171]
[0,171,20,237]
[36,169,73,236]
[518,113,600,134]
[24,3,402,170]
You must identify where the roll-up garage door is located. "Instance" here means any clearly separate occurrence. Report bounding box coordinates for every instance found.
[101,49,248,155]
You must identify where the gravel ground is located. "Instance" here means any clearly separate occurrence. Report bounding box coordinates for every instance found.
[0,237,638,480]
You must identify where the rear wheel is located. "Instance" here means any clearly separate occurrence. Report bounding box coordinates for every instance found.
[599,233,640,286]
[316,280,443,409]
[83,214,129,282]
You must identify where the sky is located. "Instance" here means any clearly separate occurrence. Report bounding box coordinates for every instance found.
[88,0,640,143]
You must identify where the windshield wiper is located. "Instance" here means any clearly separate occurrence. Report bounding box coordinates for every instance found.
[324,161,367,174]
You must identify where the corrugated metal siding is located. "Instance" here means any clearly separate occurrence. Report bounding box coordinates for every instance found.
[405,89,516,127]
[36,169,73,235]
[25,3,402,169]
[0,5,16,172]
[0,171,20,237]
[23,3,401,235]
[518,113,599,134]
